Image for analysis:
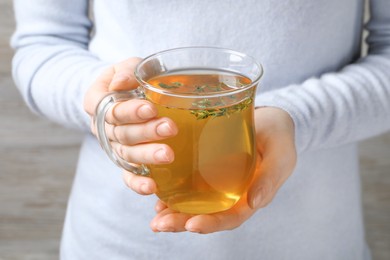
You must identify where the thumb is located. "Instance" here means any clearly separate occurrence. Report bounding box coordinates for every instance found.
[248,107,297,209]
[247,152,295,209]
[109,57,143,91]
[247,160,279,209]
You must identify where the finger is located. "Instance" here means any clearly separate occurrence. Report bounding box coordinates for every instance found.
[105,99,158,125]
[105,117,178,145]
[184,196,254,234]
[150,208,192,232]
[248,143,296,209]
[122,171,156,195]
[109,57,142,91]
[247,163,279,209]
[112,142,174,164]
[155,200,168,213]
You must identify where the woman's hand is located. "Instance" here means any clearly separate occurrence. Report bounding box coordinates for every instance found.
[149,107,297,233]
[83,58,178,194]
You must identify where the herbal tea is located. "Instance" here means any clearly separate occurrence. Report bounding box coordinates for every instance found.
[146,70,257,214]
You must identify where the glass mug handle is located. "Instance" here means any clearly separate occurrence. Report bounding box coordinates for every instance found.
[93,87,151,176]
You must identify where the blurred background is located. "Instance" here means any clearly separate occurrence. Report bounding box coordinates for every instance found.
[0,1,389,259]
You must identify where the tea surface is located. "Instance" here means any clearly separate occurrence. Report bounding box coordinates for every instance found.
[148,71,251,94]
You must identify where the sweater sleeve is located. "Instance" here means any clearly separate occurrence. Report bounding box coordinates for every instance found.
[256,0,390,154]
[11,0,110,131]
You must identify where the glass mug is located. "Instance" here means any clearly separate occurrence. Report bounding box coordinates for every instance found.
[95,47,263,214]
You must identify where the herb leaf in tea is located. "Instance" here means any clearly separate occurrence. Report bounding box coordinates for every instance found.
[191,97,253,120]
[158,82,181,89]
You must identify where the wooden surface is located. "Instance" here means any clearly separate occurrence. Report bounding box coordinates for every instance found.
[0,1,389,259]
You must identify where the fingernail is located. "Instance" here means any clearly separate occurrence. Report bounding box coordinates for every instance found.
[158,227,175,232]
[138,105,156,119]
[156,122,174,137]
[185,223,201,233]
[156,222,175,232]
[154,148,172,163]
[187,227,201,233]
[150,221,160,233]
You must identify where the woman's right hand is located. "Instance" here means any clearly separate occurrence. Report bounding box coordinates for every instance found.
[83,57,178,195]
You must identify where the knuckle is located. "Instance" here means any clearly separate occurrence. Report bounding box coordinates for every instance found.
[108,103,122,124]
[144,120,163,140]
[114,143,126,160]
[114,125,126,143]
[141,124,153,141]
[119,145,132,162]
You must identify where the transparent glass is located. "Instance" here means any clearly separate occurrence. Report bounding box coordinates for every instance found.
[95,47,263,214]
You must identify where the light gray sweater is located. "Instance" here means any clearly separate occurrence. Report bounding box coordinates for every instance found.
[11,0,390,259]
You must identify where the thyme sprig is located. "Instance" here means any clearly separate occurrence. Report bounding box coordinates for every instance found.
[190,97,253,120]
[158,82,183,89]
[156,80,252,120]
[194,82,228,93]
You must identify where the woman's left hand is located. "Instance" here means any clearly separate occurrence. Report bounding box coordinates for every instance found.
[146,107,297,233]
